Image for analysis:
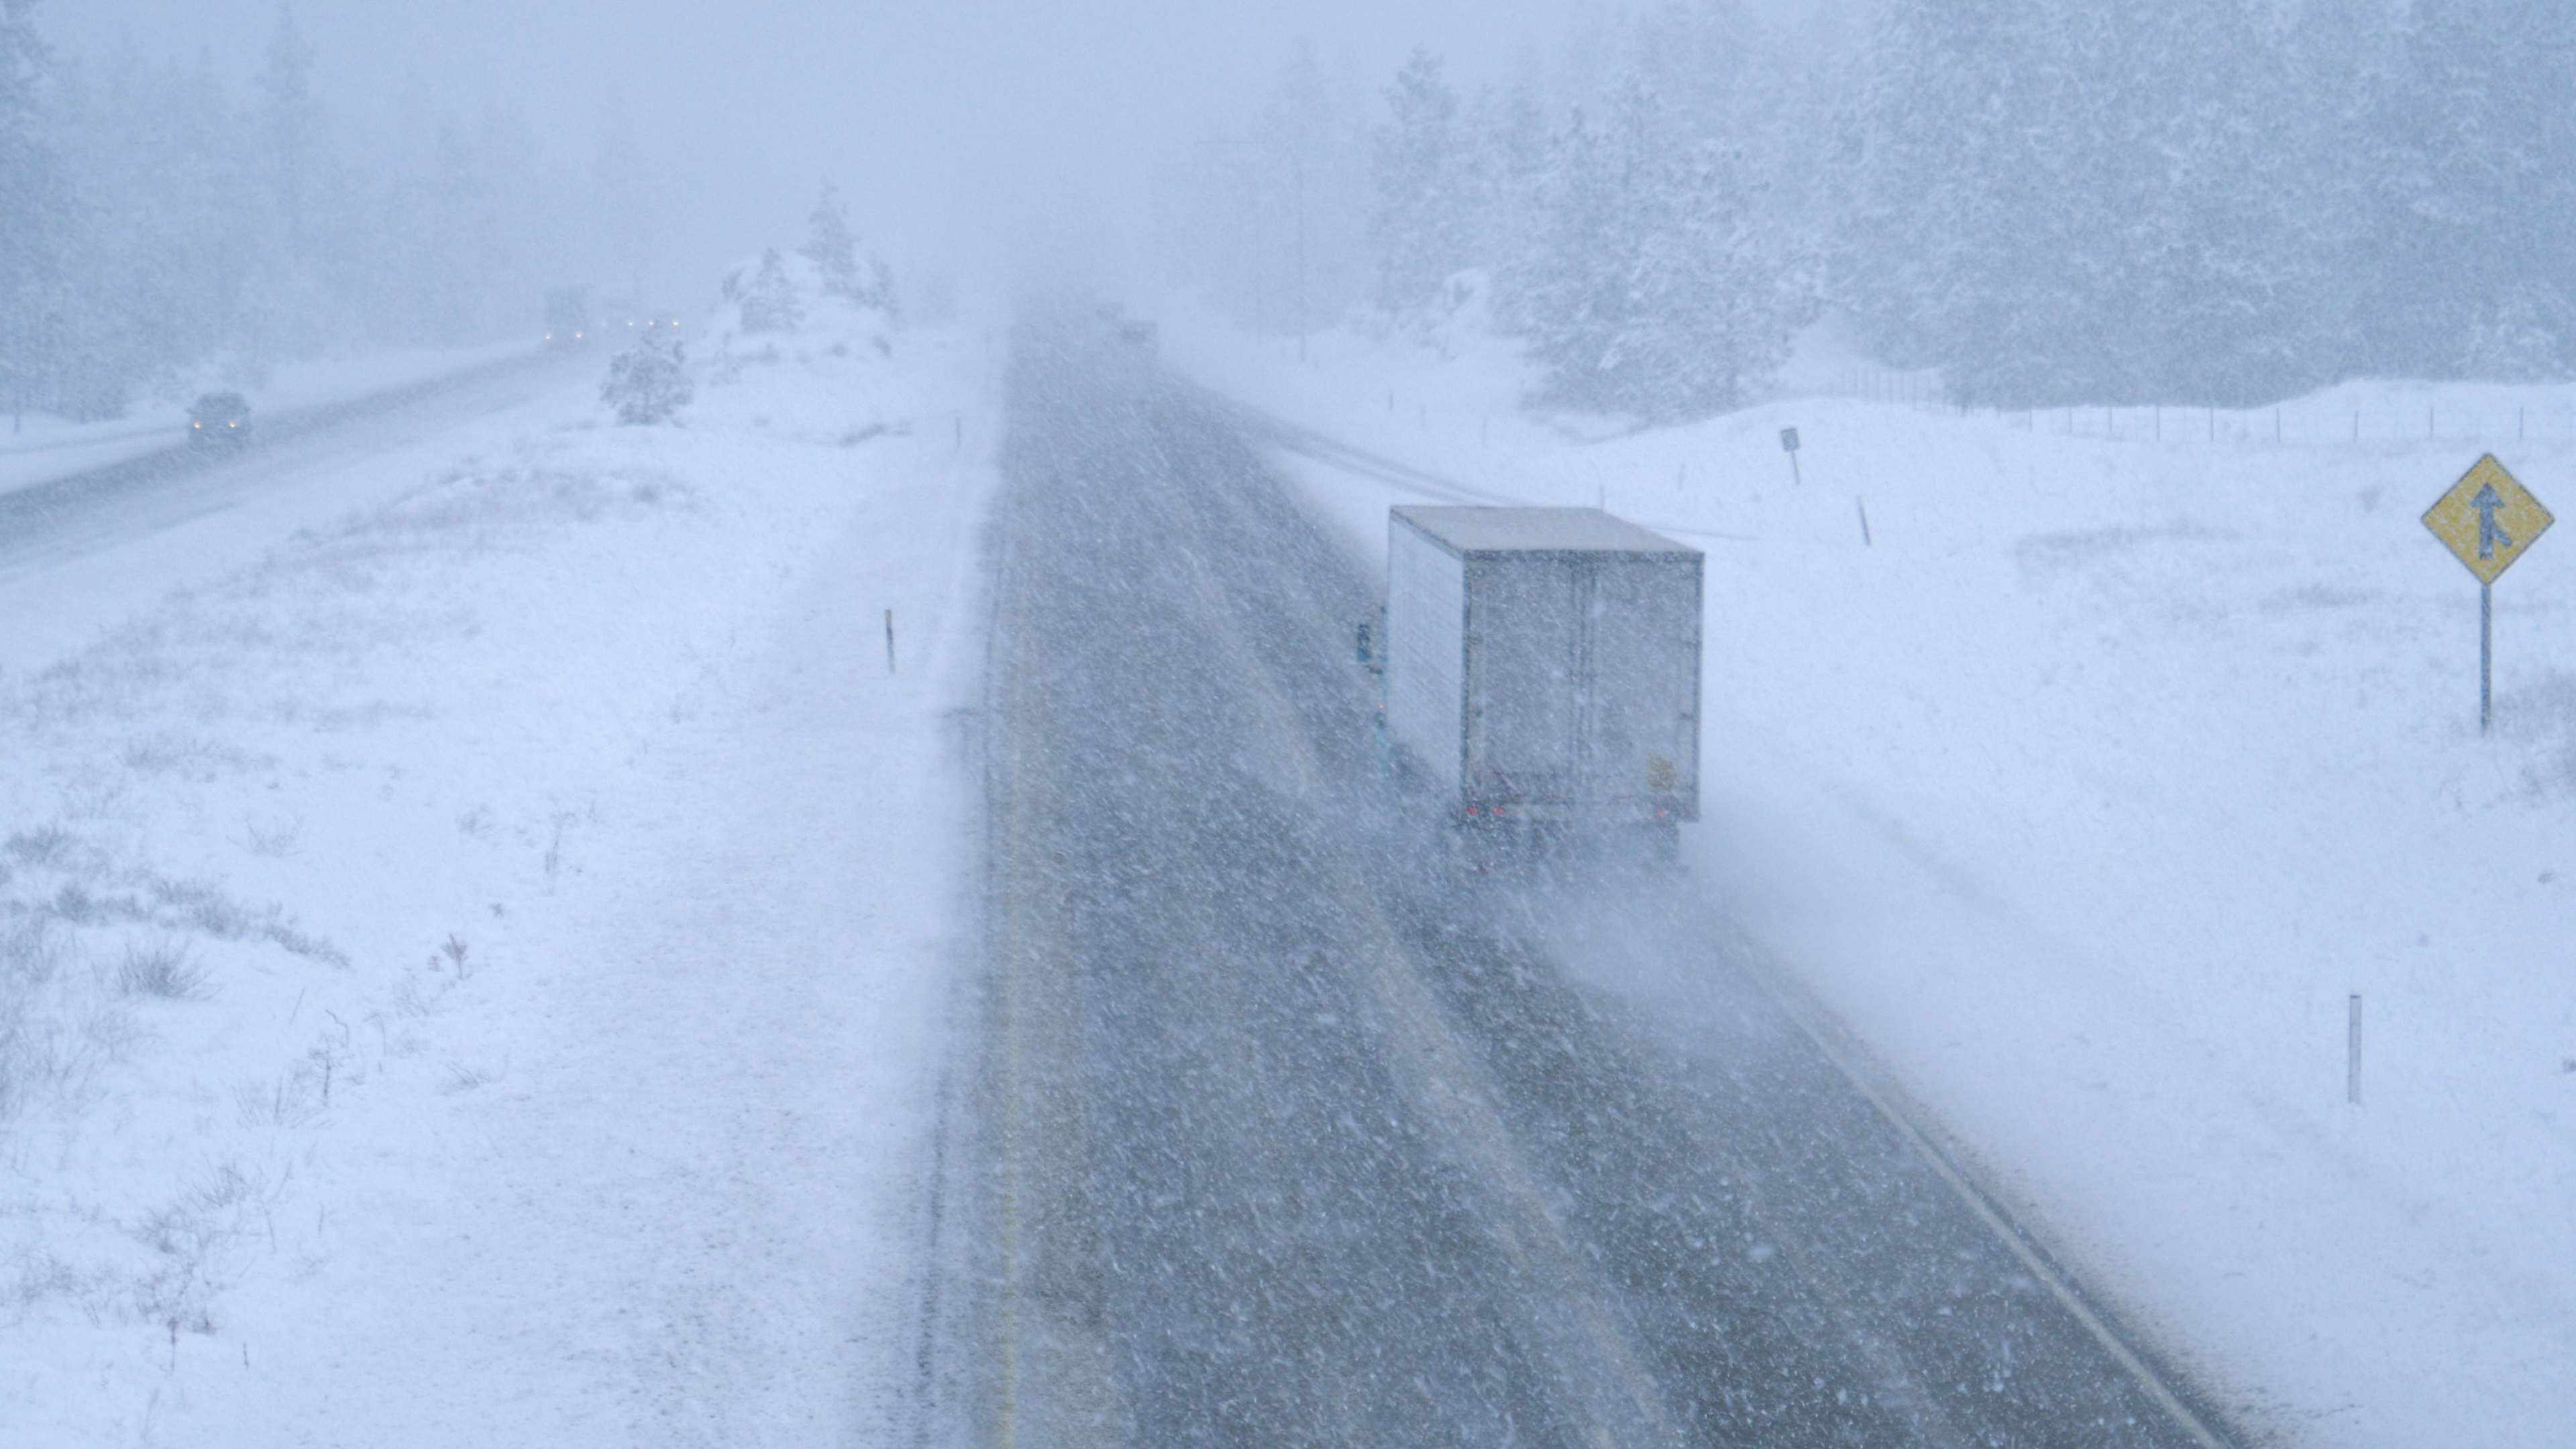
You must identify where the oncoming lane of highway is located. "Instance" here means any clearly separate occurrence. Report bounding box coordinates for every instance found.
[0,347,592,678]
[0,347,585,578]
[920,307,2237,1449]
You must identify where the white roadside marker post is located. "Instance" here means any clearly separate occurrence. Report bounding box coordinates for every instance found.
[2348,994,2363,1105]
[885,608,897,675]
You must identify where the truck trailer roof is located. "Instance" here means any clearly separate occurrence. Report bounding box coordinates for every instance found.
[1391,506,1696,558]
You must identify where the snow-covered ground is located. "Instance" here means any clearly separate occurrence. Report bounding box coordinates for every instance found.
[1,297,997,1444]
[1160,298,2576,1449]
[0,341,542,496]
[14,267,2566,1445]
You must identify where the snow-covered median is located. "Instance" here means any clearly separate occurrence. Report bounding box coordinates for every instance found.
[1163,299,2576,1449]
[1,302,997,1444]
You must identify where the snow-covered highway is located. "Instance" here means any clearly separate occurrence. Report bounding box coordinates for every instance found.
[6,282,2565,1446]
[924,309,2233,1448]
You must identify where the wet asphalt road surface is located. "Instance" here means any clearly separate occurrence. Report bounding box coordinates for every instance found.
[933,311,2235,1449]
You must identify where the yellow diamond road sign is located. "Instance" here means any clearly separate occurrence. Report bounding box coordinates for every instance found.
[2424,454,2551,584]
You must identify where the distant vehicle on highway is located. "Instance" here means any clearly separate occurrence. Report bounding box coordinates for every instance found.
[188,392,250,446]
[1374,506,1702,856]
[596,297,684,345]
[545,286,591,350]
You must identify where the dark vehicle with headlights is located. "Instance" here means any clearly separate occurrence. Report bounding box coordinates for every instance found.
[188,392,250,447]
[545,286,592,350]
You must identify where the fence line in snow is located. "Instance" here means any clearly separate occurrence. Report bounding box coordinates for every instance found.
[1814,369,2576,449]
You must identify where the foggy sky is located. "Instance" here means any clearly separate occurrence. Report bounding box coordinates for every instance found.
[48,0,1667,291]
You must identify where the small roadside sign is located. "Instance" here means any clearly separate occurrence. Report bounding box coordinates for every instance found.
[2422,453,2551,733]
[1780,427,1801,486]
[2424,453,2551,584]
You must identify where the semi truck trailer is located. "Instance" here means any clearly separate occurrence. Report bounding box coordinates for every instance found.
[1378,506,1703,847]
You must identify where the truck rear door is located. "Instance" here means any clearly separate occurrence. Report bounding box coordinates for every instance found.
[1465,557,1581,808]
[1582,557,1701,817]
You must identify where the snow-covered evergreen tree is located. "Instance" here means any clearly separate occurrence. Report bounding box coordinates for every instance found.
[1837,0,2068,400]
[0,0,68,429]
[802,183,861,300]
[1371,48,1468,313]
[602,331,690,425]
[254,5,315,237]
[2363,0,2576,378]
[0,0,623,422]
[1514,76,1799,421]
[1835,0,2343,405]
[800,182,897,315]
[1456,78,1551,329]
[735,247,804,333]
[1155,40,1373,335]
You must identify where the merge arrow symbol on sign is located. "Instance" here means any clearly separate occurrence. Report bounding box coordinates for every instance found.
[2472,482,2514,559]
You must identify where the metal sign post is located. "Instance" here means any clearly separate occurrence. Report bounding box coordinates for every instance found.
[1780,427,1801,486]
[2423,454,2552,733]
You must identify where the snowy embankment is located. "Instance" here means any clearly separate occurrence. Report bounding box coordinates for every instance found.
[0,340,541,496]
[1,299,995,1444]
[1162,301,2576,1449]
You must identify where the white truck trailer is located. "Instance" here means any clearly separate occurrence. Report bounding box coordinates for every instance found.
[1379,506,1702,842]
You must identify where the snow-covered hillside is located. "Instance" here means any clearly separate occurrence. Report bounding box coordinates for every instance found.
[0,297,997,1444]
[1162,302,2576,1449]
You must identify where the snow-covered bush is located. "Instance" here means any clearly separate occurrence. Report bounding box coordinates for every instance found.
[601,335,693,425]
[707,230,900,382]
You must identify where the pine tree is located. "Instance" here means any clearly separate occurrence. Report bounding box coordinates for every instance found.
[1514,72,1798,422]
[2365,0,2576,378]
[801,182,861,300]
[0,0,81,428]
[1459,77,1550,315]
[737,247,803,333]
[1514,104,1616,409]
[254,5,315,235]
[0,1,677,422]
[1839,0,2084,403]
[1371,48,1467,313]
[1260,41,1370,335]
[2132,0,2332,404]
